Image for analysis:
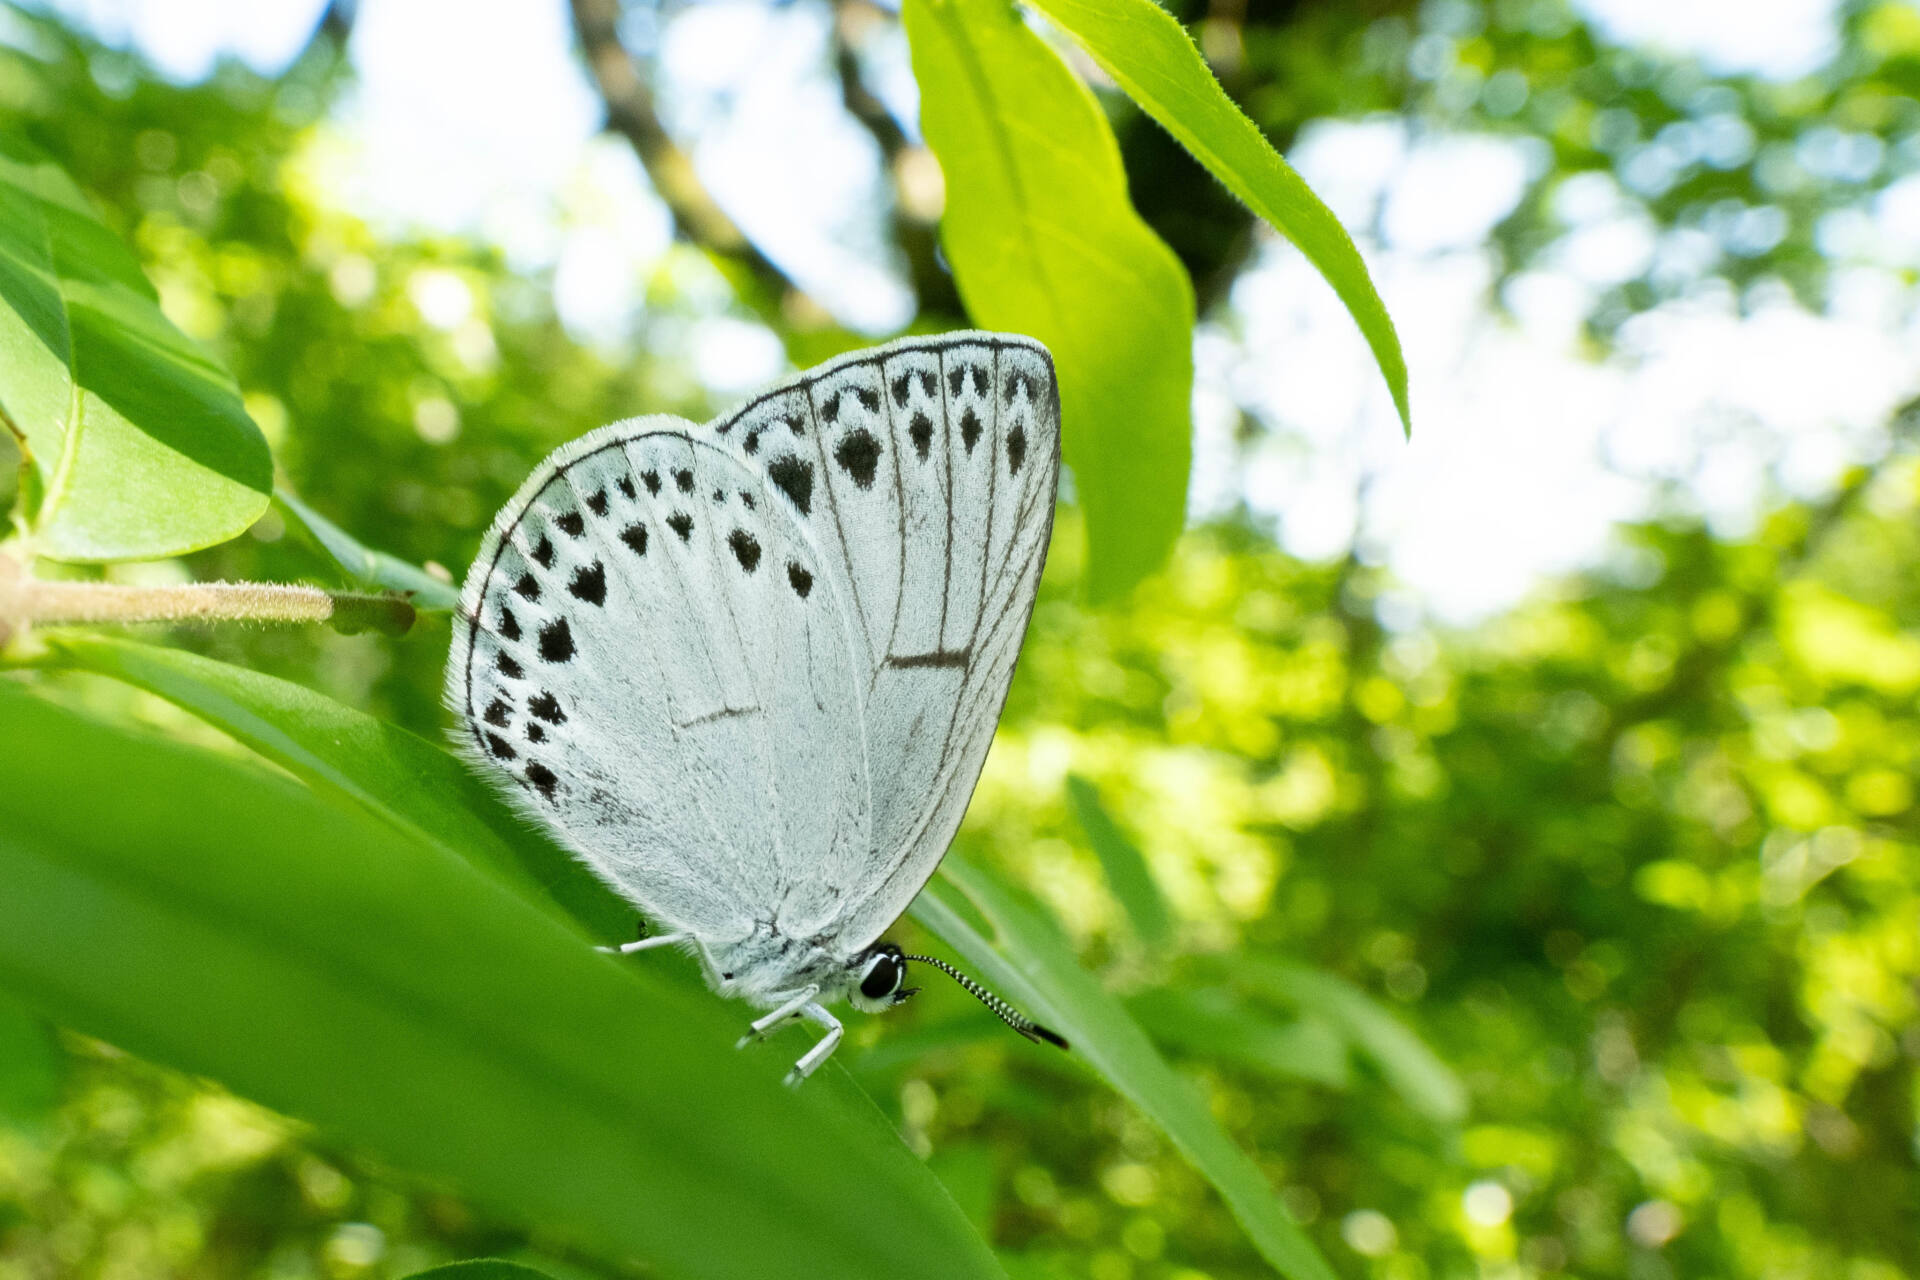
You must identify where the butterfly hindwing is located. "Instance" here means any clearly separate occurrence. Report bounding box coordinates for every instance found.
[450,420,874,939]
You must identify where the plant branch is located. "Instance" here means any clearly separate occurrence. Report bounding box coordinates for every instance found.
[0,561,415,640]
[830,0,964,320]
[566,0,805,303]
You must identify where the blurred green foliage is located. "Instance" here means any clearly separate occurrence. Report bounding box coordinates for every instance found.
[1,1,1916,1278]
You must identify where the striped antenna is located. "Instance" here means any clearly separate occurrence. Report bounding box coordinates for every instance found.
[903,954,1069,1050]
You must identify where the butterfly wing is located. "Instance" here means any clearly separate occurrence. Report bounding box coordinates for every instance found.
[694,333,1061,948]
[447,420,874,943]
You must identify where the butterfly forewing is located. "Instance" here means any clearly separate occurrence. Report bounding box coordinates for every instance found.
[832,338,1059,946]
[700,334,1060,946]
[451,421,873,939]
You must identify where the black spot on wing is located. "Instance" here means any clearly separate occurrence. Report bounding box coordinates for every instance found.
[1004,371,1030,404]
[556,511,585,538]
[834,429,880,489]
[891,373,911,407]
[486,732,516,760]
[970,366,988,396]
[569,561,606,606]
[1008,423,1028,476]
[497,653,524,679]
[960,408,982,453]
[821,391,841,425]
[674,468,694,494]
[525,761,558,800]
[586,489,609,516]
[496,603,520,640]
[947,368,963,397]
[513,573,540,601]
[538,617,575,663]
[617,475,636,500]
[787,562,813,599]
[483,698,512,727]
[621,522,648,555]
[528,691,567,723]
[909,412,933,460]
[643,470,661,496]
[739,490,755,509]
[744,429,762,456]
[527,722,546,743]
[919,370,935,396]
[531,535,554,568]
[728,528,761,573]
[855,386,880,413]
[668,512,693,541]
[767,454,812,515]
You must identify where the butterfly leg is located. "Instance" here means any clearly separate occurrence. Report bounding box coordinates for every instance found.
[782,1003,843,1088]
[735,984,821,1049]
[596,931,690,955]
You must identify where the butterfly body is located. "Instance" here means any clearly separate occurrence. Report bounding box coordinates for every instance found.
[448,332,1061,1081]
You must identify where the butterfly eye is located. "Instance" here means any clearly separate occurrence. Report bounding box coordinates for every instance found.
[859,953,902,1001]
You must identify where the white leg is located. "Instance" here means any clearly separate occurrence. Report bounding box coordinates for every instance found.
[783,1004,843,1087]
[735,985,821,1049]
[596,931,690,955]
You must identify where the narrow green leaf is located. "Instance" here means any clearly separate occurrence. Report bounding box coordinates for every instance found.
[278,489,462,609]
[904,0,1196,602]
[1066,775,1174,949]
[0,986,62,1123]
[0,683,1003,1280]
[46,633,634,940]
[1126,987,1350,1088]
[402,1263,562,1280]
[1023,0,1411,435]
[1239,957,1466,1123]
[0,134,271,561]
[912,857,1338,1280]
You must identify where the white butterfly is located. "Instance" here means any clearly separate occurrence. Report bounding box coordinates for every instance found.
[448,331,1066,1084]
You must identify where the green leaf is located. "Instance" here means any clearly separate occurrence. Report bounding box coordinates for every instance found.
[1126,986,1350,1088]
[402,1263,562,1280]
[45,633,635,940]
[912,857,1338,1280]
[1066,775,1174,949]
[904,0,1196,602]
[278,489,462,609]
[0,986,62,1123]
[0,134,271,561]
[1023,0,1411,435]
[0,682,1002,1280]
[1239,957,1466,1123]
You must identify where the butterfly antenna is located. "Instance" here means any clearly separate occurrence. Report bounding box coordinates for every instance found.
[903,954,1069,1050]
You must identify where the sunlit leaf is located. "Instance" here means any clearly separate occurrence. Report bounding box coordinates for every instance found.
[1066,775,1173,949]
[46,633,632,939]
[1023,0,1411,435]
[0,134,270,561]
[278,489,462,609]
[0,683,1004,1280]
[905,0,1196,602]
[913,857,1338,1280]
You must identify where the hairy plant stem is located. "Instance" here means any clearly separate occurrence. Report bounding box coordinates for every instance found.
[0,559,415,640]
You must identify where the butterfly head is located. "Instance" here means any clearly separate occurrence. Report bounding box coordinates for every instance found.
[849,943,920,1012]
[846,944,1070,1052]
